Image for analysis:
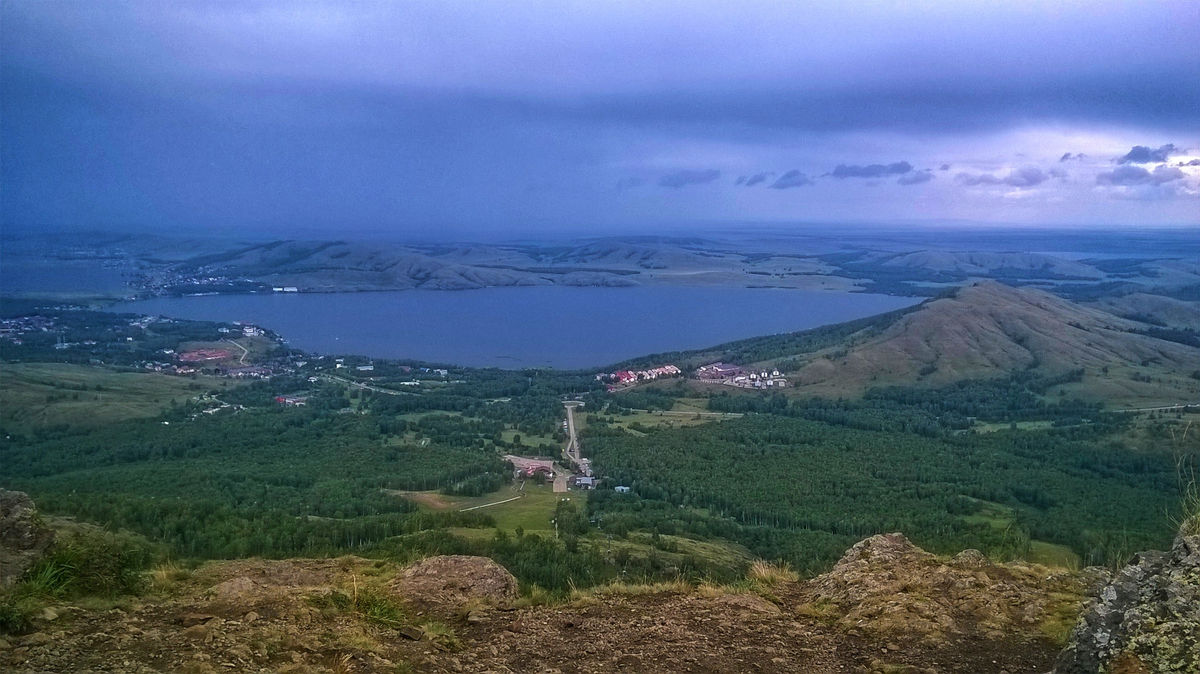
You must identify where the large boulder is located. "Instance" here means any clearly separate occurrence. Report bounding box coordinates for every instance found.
[0,489,55,587]
[803,533,1086,649]
[391,555,518,609]
[1055,533,1200,673]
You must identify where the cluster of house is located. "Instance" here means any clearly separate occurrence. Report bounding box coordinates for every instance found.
[596,364,681,389]
[216,323,265,338]
[275,395,308,406]
[695,362,788,388]
[0,315,58,345]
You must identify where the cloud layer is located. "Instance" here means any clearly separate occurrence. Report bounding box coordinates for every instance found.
[1,2,1197,231]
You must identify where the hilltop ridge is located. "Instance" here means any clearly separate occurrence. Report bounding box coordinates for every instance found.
[790,281,1200,403]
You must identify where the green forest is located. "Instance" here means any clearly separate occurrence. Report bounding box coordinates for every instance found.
[1,306,1197,597]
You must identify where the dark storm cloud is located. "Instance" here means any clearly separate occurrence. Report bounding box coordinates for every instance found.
[658,169,721,188]
[769,170,813,189]
[830,162,912,179]
[897,170,934,185]
[956,167,1048,188]
[2,2,1198,230]
[740,172,771,187]
[1117,144,1180,164]
[1096,164,1186,186]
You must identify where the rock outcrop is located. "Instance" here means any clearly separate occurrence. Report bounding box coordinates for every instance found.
[391,555,518,609]
[803,532,1086,649]
[0,489,54,587]
[1055,532,1200,673]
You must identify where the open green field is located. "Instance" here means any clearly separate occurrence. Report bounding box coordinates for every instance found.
[961,499,1080,568]
[1028,541,1081,569]
[0,362,227,432]
[399,483,565,536]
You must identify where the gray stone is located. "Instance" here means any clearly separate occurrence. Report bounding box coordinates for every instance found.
[1055,533,1200,673]
[0,489,55,586]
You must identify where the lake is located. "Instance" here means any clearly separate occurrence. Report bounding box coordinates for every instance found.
[114,287,920,369]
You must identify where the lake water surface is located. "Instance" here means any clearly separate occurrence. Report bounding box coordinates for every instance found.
[115,287,919,369]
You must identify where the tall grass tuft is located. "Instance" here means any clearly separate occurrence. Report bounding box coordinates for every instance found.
[746,560,799,586]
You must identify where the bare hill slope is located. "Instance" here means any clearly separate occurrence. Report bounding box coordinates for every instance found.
[792,281,1200,402]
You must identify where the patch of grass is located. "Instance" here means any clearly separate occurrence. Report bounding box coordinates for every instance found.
[0,524,155,635]
[1039,591,1087,646]
[512,584,563,608]
[443,484,563,536]
[419,621,461,651]
[746,560,799,586]
[1028,541,1081,570]
[307,584,408,630]
[795,598,840,626]
[149,560,194,594]
[0,594,40,635]
[0,362,225,432]
[570,578,692,601]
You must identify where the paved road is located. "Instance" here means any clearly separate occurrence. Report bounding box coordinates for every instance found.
[319,374,415,396]
[224,339,250,365]
[1111,402,1199,413]
[563,401,587,475]
[552,463,570,493]
[626,408,744,418]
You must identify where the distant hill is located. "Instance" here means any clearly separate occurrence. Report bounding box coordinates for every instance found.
[866,250,1104,279]
[1088,292,1200,330]
[789,281,1200,404]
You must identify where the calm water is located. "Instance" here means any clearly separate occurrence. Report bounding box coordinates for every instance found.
[1,258,129,294]
[114,287,919,369]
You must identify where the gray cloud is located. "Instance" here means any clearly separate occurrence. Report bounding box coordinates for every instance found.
[740,172,772,187]
[955,166,1048,188]
[1178,159,1200,167]
[897,169,934,185]
[830,161,912,178]
[939,164,951,171]
[1117,144,1179,164]
[1096,164,1186,186]
[769,170,814,189]
[1060,152,1086,162]
[615,177,644,190]
[658,169,721,188]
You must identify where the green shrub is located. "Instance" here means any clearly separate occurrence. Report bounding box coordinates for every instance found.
[27,526,156,599]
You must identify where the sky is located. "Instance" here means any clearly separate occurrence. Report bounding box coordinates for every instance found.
[2,1,1199,237]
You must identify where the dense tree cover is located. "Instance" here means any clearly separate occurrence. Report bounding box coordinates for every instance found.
[584,413,1189,569]
[0,405,506,558]
[0,310,238,367]
[3,306,1194,597]
[707,371,1105,431]
[614,302,922,371]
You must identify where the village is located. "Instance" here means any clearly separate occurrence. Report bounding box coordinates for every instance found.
[695,361,788,389]
[594,364,681,391]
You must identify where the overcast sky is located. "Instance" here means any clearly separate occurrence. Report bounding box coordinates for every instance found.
[3,1,1198,236]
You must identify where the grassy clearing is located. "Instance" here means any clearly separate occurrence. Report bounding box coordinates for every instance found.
[670,397,711,413]
[608,410,719,432]
[0,362,226,431]
[1028,541,1081,569]
[407,483,565,536]
[179,334,276,364]
[972,420,1055,433]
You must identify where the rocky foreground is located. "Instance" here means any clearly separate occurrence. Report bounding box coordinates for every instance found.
[3,483,1197,673]
[0,535,1087,673]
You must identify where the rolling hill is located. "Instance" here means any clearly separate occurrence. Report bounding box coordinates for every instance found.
[789,281,1200,404]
